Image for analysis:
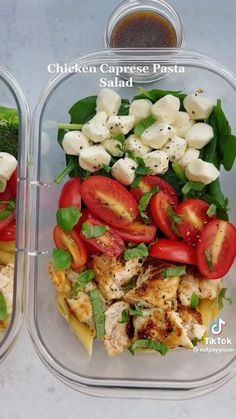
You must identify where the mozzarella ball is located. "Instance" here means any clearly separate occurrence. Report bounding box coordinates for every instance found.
[185,159,220,185]
[0,177,7,193]
[185,123,214,149]
[82,112,110,143]
[96,88,121,116]
[178,148,200,168]
[172,111,195,138]
[79,145,111,173]
[162,136,187,162]
[129,99,152,125]
[151,94,180,124]
[124,134,152,158]
[107,115,135,135]
[144,150,169,175]
[183,94,213,120]
[141,122,176,149]
[111,158,138,186]
[0,152,18,181]
[103,138,124,157]
[62,131,90,155]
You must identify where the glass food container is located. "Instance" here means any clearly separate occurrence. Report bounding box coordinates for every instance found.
[0,64,29,362]
[28,49,236,399]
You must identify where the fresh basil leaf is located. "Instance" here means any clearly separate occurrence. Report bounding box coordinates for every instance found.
[218,288,232,310]
[172,162,186,182]
[0,207,11,220]
[0,180,4,191]
[134,115,156,137]
[119,309,128,323]
[207,204,217,217]
[121,277,137,293]
[7,200,16,209]
[205,249,213,272]
[0,291,8,321]
[135,166,150,175]
[131,175,142,188]
[102,164,111,173]
[124,243,148,260]
[118,99,130,116]
[89,288,105,337]
[162,266,186,278]
[133,87,186,103]
[192,338,200,347]
[113,133,126,144]
[129,304,143,317]
[56,206,81,233]
[182,181,205,195]
[129,339,169,355]
[52,248,72,271]
[82,222,108,239]
[72,270,95,297]
[138,186,159,222]
[190,292,199,309]
[167,206,182,225]
[222,134,236,171]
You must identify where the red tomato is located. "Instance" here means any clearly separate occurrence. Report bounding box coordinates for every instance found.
[8,169,17,199]
[196,220,236,279]
[130,175,178,206]
[80,176,138,228]
[74,208,99,254]
[58,177,81,208]
[149,239,197,265]
[176,198,215,246]
[149,191,178,240]
[113,220,157,244]
[0,183,12,201]
[0,221,16,241]
[53,225,87,269]
[0,204,15,232]
[80,216,125,257]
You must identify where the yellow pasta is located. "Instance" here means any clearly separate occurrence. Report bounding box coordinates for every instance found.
[0,241,15,252]
[56,293,94,356]
[198,298,219,337]
[0,250,14,265]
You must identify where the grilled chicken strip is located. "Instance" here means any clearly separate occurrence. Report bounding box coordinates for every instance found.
[177,305,206,341]
[104,301,132,356]
[125,265,180,309]
[91,255,143,301]
[133,308,193,349]
[178,269,221,306]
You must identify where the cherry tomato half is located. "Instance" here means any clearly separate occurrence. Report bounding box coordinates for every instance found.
[80,176,138,229]
[74,208,99,254]
[8,169,17,199]
[0,204,15,232]
[53,225,87,269]
[113,220,157,244]
[58,177,81,209]
[196,220,236,279]
[149,239,197,265]
[0,221,16,241]
[149,191,178,240]
[130,175,179,206]
[80,216,125,257]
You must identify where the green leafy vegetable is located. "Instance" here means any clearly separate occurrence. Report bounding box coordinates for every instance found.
[0,291,8,321]
[205,249,213,272]
[134,115,156,137]
[124,243,148,260]
[135,166,150,175]
[172,162,186,182]
[69,96,97,125]
[0,106,19,158]
[133,87,186,103]
[82,222,108,239]
[56,206,81,233]
[52,248,72,271]
[0,207,11,220]
[89,288,105,337]
[129,304,143,317]
[131,175,142,188]
[54,156,79,184]
[218,288,232,310]
[129,339,169,356]
[0,180,4,191]
[161,167,185,197]
[207,204,217,217]
[162,266,186,278]
[113,133,126,144]
[192,338,200,347]
[102,164,111,173]
[138,186,159,222]
[119,309,128,324]
[167,206,182,237]
[58,123,84,130]
[72,270,95,297]
[118,99,130,116]
[121,277,137,293]
[190,292,199,309]
[182,181,205,195]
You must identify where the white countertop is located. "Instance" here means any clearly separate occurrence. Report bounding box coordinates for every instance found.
[0,1,236,417]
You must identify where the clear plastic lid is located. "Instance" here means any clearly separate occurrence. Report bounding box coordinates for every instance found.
[28,49,236,398]
[0,63,29,362]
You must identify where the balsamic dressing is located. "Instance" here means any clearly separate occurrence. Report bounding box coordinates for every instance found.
[110,11,177,48]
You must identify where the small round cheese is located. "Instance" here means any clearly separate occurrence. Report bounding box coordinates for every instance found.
[111,158,138,186]
[107,115,135,135]
[79,145,111,173]
[185,159,220,185]
[162,136,187,162]
[124,135,152,158]
[185,123,214,149]
[183,94,213,120]
[0,152,18,181]
[103,138,124,157]
[178,148,200,168]
[141,122,176,149]
[151,94,180,124]
[96,88,121,116]
[172,111,195,138]
[144,150,169,175]
[62,131,90,155]
[129,99,152,125]
[82,112,110,143]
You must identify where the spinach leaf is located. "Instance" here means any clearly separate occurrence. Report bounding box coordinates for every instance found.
[118,99,130,116]
[161,167,185,197]
[133,87,186,103]
[69,96,97,124]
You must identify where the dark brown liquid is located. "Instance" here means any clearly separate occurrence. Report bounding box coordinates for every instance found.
[110,11,177,48]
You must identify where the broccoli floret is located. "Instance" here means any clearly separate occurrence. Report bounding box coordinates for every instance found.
[0,106,19,159]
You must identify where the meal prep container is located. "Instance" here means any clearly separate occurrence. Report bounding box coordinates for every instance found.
[28,49,236,399]
[0,64,29,362]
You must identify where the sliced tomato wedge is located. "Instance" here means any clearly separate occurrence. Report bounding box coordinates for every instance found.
[176,198,215,246]
[149,191,178,240]
[130,175,179,206]
[80,176,138,229]
[0,204,15,232]
[74,208,99,254]
[113,220,157,244]
[149,239,197,265]
[0,221,16,241]
[58,177,81,208]
[53,225,87,269]
[0,183,12,201]
[80,216,125,257]
[196,220,236,279]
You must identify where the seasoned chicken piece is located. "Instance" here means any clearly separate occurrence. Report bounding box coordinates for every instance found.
[48,262,71,294]
[178,270,221,306]
[134,308,193,349]
[104,301,132,355]
[0,264,14,329]
[91,255,143,301]
[178,305,206,341]
[66,292,94,331]
[125,265,180,309]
